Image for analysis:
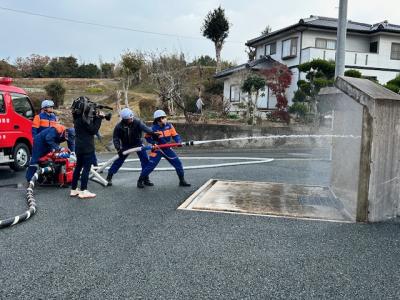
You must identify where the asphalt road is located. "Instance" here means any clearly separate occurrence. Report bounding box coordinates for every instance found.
[0,148,399,299]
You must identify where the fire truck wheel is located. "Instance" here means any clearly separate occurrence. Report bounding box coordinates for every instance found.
[9,143,31,171]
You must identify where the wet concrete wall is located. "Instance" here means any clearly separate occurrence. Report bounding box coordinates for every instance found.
[323,76,400,222]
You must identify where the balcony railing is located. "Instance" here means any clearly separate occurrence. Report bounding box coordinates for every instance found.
[301,47,400,70]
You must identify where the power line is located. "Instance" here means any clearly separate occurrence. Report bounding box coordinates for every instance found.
[0,6,243,44]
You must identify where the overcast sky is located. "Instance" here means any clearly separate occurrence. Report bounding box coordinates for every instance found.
[0,0,398,64]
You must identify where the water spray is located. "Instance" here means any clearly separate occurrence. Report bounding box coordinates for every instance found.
[90,134,360,185]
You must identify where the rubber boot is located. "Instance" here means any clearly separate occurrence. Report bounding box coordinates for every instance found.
[178,175,191,187]
[106,174,113,186]
[144,176,154,186]
[137,176,145,188]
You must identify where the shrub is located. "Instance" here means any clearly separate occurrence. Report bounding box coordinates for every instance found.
[345,69,362,78]
[228,113,239,119]
[44,80,66,108]
[293,89,307,102]
[289,102,308,117]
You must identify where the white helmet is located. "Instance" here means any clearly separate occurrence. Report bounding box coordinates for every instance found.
[153,109,167,119]
[120,108,134,120]
[41,99,54,109]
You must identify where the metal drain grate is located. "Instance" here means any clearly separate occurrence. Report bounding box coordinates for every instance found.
[298,195,344,210]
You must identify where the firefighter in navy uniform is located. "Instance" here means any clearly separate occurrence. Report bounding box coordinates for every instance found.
[26,124,75,182]
[139,109,190,188]
[106,108,160,186]
[32,99,58,137]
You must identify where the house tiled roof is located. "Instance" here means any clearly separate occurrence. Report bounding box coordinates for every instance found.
[246,16,400,46]
[214,56,277,79]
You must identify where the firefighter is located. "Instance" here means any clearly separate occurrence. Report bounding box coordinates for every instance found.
[32,99,58,137]
[139,110,190,188]
[26,124,75,182]
[106,108,160,186]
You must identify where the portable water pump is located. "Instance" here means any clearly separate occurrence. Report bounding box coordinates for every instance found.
[37,151,76,187]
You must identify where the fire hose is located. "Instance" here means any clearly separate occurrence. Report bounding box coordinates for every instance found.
[0,166,53,229]
[93,134,360,175]
[0,151,73,229]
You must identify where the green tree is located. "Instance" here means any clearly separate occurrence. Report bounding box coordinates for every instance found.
[100,62,115,78]
[47,56,78,77]
[44,80,66,108]
[201,6,230,73]
[241,74,266,125]
[76,63,100,78]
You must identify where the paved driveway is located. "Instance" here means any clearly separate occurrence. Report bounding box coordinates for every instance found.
[0,149,399,299]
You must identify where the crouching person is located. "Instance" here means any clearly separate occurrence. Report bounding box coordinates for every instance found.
[70,104,103,199]
[26,124,75,183]
[106,108,160,186]
[139,110,190,188]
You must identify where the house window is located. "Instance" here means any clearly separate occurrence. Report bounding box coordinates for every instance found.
[265,42,276,55]
[315,38,336,50]
[390,43,400,60]
[370,41,378,53]
[282,38,298,59]
[229,85,240,102]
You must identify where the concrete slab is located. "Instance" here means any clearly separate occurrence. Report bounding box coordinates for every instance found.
[179,179,352,222]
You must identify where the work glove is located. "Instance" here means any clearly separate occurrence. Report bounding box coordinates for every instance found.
[56,152,70,159]
[151,144,160,151]
[117,149,125,159]
[151,132,161,141]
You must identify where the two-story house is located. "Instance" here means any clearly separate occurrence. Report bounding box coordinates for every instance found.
[216,15,400,113]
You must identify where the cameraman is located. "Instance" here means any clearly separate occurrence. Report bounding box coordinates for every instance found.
[70,97,105,199]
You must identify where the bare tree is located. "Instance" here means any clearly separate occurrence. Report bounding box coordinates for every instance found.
[119,50,144,107]
[147,52,194,122]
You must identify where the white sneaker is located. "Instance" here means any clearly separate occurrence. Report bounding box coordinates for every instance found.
[70,188,81,197]
[78,190,96,199]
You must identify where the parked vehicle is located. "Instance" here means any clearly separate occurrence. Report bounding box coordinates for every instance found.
[0,77,34,171]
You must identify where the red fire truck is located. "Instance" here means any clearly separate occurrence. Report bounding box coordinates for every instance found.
[0,77,34,171]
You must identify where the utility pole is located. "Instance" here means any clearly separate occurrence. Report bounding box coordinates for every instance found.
[335,0,348,78]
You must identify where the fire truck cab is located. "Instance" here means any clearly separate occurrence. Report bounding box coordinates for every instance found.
[0,77,34,171]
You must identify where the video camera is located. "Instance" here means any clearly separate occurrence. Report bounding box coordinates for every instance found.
[71,96,113,123]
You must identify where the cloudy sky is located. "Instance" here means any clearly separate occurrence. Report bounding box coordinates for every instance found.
[0,0,398,64]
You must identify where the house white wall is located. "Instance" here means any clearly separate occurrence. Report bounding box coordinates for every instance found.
[302,30,370,53]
